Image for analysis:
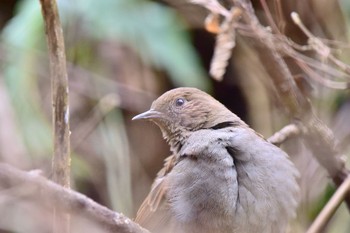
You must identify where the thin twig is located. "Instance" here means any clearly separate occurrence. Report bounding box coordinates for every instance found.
[291,12,350,75]
[0,163,149,233]
[307,175,350,233]
[267,123,302,146]
[39,0,71,232]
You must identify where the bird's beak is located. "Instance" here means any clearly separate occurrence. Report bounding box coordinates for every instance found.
[132,109,163,121]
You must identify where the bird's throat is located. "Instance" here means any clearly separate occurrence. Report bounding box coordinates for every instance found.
[160,126,191,154]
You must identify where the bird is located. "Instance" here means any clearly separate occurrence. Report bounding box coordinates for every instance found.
[132,87,299,233]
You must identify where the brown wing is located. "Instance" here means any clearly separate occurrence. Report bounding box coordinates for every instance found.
[135,155,177,231]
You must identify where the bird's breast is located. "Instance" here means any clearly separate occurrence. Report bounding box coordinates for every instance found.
[166,158,239,233]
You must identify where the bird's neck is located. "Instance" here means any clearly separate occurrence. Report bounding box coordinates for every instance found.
[161,126,191,154]
[203,112,247,130]
[161,115,246,154]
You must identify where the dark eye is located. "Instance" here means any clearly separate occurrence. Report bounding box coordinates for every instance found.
[175,98,186,107]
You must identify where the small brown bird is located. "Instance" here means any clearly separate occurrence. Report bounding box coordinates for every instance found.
[133,87,299,233]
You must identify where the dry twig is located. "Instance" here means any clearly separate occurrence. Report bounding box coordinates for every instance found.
[291,12,350,89]
[307,175,350,233]
[0,163,149,233]
[267,123,302,146]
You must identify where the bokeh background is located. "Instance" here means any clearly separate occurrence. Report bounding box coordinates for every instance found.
[0,0,350,232]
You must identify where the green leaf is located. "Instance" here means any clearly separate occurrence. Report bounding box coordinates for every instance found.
[74,0,209,89]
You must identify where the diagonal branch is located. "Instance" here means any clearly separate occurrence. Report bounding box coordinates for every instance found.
[267,123,302,146]
[0,163,149,233]
[306,175,350,233]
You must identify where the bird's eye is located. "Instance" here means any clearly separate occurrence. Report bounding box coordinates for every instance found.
[175,98,186,107]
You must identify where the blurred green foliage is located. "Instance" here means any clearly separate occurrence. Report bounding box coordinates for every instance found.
[73,0,208,89]
[2,0,51,158]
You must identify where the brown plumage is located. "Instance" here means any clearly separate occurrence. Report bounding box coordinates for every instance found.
[133,87,299,233]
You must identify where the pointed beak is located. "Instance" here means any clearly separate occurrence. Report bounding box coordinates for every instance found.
[132,109,163,121]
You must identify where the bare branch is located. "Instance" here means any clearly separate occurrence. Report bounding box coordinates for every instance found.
[0,163,149,233]
[307,175,350,233]
[267,123,302,146]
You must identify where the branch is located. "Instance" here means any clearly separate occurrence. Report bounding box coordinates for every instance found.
[39,0,71,231]
[306,175,350,233]
[39,0,70,189]
[267,123,302,146]
[0,163,149,233]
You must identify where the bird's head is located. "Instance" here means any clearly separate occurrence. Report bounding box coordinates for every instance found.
[133,87,245,149]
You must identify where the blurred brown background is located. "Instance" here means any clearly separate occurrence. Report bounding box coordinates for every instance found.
[0,0,349,232]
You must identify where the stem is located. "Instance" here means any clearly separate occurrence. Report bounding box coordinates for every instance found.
[39,0,71,232]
